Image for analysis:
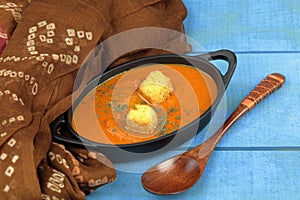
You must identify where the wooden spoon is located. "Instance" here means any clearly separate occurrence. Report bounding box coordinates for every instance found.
[141,73,285,195]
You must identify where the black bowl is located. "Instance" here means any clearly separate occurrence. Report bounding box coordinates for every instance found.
[50,49,236,161]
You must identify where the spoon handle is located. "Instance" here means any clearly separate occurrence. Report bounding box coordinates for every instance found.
[184,73,285,161]
[240,73,285,110]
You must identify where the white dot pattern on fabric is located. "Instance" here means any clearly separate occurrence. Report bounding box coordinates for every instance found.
[46,169,66,194]
[46,23,56,30]
[27,46,36,52]
[42,61,48,67]
[60,54,66,62]
[66,55,72,65]
[3,185,10,193]
[77,31,85,38]
[28,33,36,40]
[0,90,25,106]
[51,54,59,60]
[11,155,19,163]
[16,115,24,121]
[74,45,80,52]
[85,32,93,40]
[1,132,7,137]
[0,153,8,160]
[65,38,73,46]
[36,56,44,61]
[27,39,35,46]
[72,55,78,64]
[48,151,70,169]
[39,35,46,42]
[2,120,7,126]
[67,29,76,37]
[47,30,55,37]
[47,64,54,74]
[9,117,16,123]
[5,166,14,177]
[29,26,37,33]
[0,115,25,129]
[37,20,47,27]
[0,68,39,96]
[9,71,17,77]
[7,138,16,147]
[12,94,18,101]
[0,2,23,22]
[46,38,53,44]
[40,53,49,57]
[30,51,38,55]
[19,98,25,105]
[0,23,95,94]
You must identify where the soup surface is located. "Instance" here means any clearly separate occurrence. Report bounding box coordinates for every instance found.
[72,64,217,145]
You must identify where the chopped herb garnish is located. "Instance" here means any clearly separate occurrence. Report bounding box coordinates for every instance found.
[112,128,118,132]
[161,128,167,135]
[109,84,115,89]
[168,106,179,114]
[107,102,114,108]
[113,104,128,113]
[159,115,166,122]
[175,115,181,120]
[155,133,163,137]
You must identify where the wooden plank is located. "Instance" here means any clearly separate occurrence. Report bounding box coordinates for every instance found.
[182,0,300,52]
[87,151,300,200]
[189,52,300,148]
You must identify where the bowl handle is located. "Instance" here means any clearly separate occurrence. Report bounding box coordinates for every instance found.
[50,114,97,148]
[197,49,237,88]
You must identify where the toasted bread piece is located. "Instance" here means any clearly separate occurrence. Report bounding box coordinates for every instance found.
[125,104,158,134]
[139,70,174,104]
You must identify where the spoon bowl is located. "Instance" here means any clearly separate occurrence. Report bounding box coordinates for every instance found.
[142,155,202,194]
[141,73,285,195]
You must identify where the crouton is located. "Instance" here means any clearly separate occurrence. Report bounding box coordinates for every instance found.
[139,70,174,104]
[125,104,158,134]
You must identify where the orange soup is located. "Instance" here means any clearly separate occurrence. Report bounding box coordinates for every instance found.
[72,64,217,145]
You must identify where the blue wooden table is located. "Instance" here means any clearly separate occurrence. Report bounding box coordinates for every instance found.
[88,0,300,199]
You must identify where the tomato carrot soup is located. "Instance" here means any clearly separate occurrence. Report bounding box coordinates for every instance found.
[71,64,217,145]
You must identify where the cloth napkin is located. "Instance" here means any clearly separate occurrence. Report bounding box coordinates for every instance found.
[0,0,190,199]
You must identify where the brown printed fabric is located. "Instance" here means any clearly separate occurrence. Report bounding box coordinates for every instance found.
[0,0,190,199]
